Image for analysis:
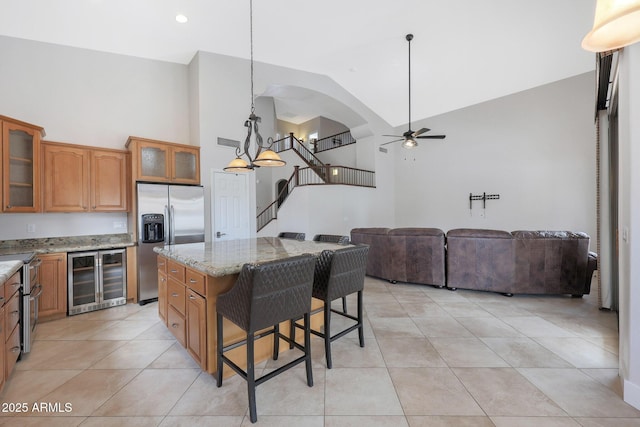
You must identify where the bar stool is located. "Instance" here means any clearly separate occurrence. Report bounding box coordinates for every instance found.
[216,254,316,423]
[291,244,369,368]
[312,234,351,311]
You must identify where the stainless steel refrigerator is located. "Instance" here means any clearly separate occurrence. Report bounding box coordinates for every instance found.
[136,183,205,304]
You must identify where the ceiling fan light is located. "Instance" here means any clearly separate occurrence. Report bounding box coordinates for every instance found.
[253,149,286,167]
[402,138,418,149]
[582,0,640,52]
[224,156,251,172]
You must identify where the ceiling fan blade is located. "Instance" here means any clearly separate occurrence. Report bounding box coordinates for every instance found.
[416,135,446,139]
[380,138,404,146]
[382,134,403,138]
[413,127,430,137]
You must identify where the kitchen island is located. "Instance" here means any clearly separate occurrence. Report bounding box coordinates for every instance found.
[154,237,349,375]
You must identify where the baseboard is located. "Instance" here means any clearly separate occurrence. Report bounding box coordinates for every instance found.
[624,378,640,410]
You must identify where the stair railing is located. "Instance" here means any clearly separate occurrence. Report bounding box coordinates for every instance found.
[312,130,356,153]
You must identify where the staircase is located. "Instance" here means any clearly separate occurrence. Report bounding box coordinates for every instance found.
[257,133,375,231]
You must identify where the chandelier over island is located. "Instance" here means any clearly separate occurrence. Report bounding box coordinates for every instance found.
[224,0,285,173]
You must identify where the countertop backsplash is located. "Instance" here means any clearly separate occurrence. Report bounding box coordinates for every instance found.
[0,233,134,255]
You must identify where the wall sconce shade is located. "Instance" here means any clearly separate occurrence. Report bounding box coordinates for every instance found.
[582,0,640,52]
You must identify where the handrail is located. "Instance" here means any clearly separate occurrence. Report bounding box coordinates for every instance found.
[313,131,356,153]
[256,164,376,231]
[273,133,325,168]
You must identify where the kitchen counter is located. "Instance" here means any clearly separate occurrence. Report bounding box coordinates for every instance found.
[154,237,350,277]
[0,233,134,256]
[0,260,22,284]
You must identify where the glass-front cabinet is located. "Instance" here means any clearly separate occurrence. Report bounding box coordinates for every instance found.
[67,249,127,315]
[126,136,200,185]
[1,116,45,212]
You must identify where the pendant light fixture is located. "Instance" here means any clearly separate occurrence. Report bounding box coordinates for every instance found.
[224,0,285,172]
[582,0,640,52]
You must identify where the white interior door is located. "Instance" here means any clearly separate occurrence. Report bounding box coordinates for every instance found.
[212,171,250,240]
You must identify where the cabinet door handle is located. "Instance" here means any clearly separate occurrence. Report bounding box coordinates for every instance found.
[171,293,179,297]
[189,279,197,283]
[171,323,179,328]
[189,295,196,300]
[11,310,19,316]
[170,269,178,273]
[10,346,20,353]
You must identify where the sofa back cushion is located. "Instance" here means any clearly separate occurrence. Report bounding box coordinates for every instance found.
[446,228,515,292]
[350,228,391,280]
[512,230,591,294]
[389,228,446,286]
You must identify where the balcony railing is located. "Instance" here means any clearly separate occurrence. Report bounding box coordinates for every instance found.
[312,131,356,153]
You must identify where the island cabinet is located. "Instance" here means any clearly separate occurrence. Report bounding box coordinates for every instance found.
[126,136,200,185]
[38,253,67,321]
[1,115,45,213]
[156,253,324,377]
[42,141,129,212]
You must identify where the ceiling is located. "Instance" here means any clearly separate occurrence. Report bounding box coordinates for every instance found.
[0,0,597,128]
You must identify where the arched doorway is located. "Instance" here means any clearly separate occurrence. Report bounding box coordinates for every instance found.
[276,179,288,208]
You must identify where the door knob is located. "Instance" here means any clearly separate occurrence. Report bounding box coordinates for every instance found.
[216,231,226,238]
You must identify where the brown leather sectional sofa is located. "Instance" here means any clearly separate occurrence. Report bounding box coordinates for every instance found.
[350,227,598,297]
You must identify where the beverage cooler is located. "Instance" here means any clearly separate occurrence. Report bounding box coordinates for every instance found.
[68,249,127,315]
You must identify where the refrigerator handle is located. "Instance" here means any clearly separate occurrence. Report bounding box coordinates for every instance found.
[170,205,176,244]
[164,205,170,244]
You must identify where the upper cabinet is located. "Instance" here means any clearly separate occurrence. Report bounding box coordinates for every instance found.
[126,137,200,185]
[1,115,45,213]
[42,141,129,212]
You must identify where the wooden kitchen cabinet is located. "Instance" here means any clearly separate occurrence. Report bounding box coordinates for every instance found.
[42,141,129,212]
[4,271,21,380]
[157,255,210,371]
[126,136,200,185]
[1,115,45,213]
[38,252,68,321]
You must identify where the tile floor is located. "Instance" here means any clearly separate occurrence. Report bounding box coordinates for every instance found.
[1,276,639,426]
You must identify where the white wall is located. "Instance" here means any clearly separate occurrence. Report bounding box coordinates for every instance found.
[393,72,597,242]
[618,43,640,410]
[0,36,190,240]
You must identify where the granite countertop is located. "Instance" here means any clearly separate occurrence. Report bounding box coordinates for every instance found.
[154,237,350,277]
[0,261,23,284]
[0,233,134,256]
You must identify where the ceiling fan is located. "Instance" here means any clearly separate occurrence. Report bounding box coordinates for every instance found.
[381,34,446,149]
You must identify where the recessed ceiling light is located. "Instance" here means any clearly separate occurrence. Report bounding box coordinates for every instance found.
[176,14,188,23]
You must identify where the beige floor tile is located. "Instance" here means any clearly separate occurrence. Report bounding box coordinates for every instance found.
[583,335,620,355]
[39,369,140,416]
[388,367,484,416]
[412,316,473,338]
[16,340,127,370]
[87,320,159,341]
[169,371,249,416]
[238,415,324,426]
[368,317,425,339]
[159,415,244,427]
[475,301,534,317]
[544,314,619,338]
[401,301,450,317]
[574,418,640,426]
[92,369,200,416]
[429,337,509,367]
[0,416,86,426]
[440,302,492,318]
[518,368,640,417]
[0,369,82,403]
[325,368,404,415]
[580,368,624,396]
[453,367,566,416]
[132,322,176,341]
[480,337,574,368]
[35,319,118,340]
[326,415,410,426]
[251,366,325,417]
[533,337,619,368]
[376,336,447,367]
[406,416,495,426]
[456,317,523,337]
[78,416,164,426]
[323,336,386,368]
[501,316,577,337]
[490,416,580,426]
[364,301,409,318]
[89,340,174,369]
[148,343,201,369]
